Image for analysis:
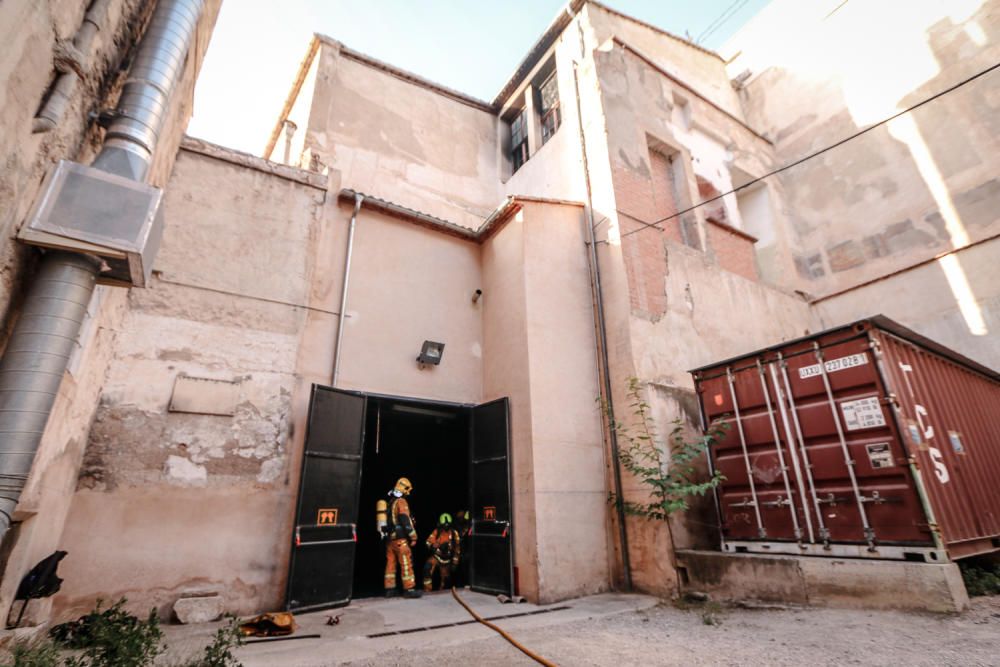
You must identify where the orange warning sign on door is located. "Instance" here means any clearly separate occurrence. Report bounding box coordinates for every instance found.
[483,506,496,521]
[317,508,339,525]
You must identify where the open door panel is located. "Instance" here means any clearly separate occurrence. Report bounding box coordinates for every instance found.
[469,397,514,596]
[286,385,366,612]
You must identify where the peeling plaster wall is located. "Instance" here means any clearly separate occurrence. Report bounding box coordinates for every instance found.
[54,146,324,620]
[0,0,221,625]
[305,42,501,228]
[586,37,814,596]
[726,0,1000,365]
[586,3,744,119]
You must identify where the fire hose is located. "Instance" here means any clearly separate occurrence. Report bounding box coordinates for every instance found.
[450,587,558,667]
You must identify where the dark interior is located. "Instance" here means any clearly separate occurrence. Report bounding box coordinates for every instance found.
[352,396,470,598]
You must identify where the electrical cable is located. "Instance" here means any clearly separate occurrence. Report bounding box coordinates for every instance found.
[696,0,750,45]
[619,60,1000,240]
[451,587,558,667]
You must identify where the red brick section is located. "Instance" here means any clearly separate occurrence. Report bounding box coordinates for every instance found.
[611,151,684,319]
[706,219,758,281]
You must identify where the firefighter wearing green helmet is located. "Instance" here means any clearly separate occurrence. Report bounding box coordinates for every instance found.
[422,513,462,591]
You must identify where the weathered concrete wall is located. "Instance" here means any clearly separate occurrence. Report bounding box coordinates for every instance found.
[585,3,743,120]
[54,144,327,620]
[304,40,501,229]
[726,0,1000,365]
[0,0,222,625]
[813,237,1000,370]
[677,550,969,613]
[580,34,815,596]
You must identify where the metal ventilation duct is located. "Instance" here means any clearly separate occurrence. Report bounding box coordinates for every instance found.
[0,0,205,541]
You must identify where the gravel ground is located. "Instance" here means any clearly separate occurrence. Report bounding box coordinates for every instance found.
[345,596,1000,667]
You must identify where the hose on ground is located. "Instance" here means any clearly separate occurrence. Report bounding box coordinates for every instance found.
[450,587,558,667]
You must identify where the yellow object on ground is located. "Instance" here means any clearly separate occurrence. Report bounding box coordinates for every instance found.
[239,611,297,637]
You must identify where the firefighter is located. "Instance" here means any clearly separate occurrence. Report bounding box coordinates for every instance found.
[377,477,421,598]
[423,513,461,592]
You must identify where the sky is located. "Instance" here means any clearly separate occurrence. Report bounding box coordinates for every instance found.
[187,0,771,156]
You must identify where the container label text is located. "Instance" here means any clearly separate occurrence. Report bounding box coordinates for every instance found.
[840,396,886,431]
[799,353,869,379]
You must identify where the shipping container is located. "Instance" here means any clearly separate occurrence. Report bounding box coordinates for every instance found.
[691,316,1000,563]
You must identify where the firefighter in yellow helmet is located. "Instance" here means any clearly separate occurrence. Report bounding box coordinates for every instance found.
[423,513,461,592]
[377,477,421,598]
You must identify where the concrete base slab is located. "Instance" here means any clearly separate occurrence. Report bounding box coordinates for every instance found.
[158,589,658,666]
[676,549,969,613]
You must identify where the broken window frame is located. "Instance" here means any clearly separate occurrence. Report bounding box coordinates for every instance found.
[538,71,561,145]
[509,109,529,173]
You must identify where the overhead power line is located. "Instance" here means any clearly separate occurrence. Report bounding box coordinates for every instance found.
[696,0,750,44]
[618,60,1000,241]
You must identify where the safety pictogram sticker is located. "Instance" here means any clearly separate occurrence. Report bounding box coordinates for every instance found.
[483,506,496,521]
[317,508,339,525]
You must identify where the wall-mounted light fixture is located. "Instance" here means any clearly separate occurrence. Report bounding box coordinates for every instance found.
[417,340,445,367]
[472,289,482,304]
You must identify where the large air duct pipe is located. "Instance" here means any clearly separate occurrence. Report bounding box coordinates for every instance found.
[0,0,205,540]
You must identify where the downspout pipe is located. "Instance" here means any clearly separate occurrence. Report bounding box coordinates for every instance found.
[33,0,114,134]
[331,193,364,387]
[0,0,205,540]
[572,62,632,591]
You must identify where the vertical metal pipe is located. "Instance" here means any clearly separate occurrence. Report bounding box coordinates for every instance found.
[572,62,631,591]
[726,367,765,537]
[777,356,829,544]
[0,0,205,542]
[813,343,877,549]
[756,360,802,542]
[331,194,363,388]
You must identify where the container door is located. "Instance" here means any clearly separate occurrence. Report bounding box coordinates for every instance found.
[469,398,514,596]
[286,385,366,612]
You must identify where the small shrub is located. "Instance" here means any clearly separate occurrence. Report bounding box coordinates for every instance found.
[7,639,60,667]
[177,616,243,667]
[961,562,1000,597]
[605,378,726,520]
[50,599,164,667]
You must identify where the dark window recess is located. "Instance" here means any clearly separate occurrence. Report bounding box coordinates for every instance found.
[538,72,561,145]
[510,110,529,173]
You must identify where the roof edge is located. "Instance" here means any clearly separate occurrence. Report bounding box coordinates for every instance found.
[337,189,585,243]
[264,36,321,160]
[318,34,495,113]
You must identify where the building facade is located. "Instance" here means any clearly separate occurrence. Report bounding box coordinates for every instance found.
[0,0,995,625]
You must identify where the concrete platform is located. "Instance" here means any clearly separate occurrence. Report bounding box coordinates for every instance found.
[676,549,969,613]
[159,589,658,666]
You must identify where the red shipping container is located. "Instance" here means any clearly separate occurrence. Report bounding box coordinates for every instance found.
[691,316,1000,562]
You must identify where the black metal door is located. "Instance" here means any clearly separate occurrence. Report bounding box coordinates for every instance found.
[286,385,366,612]
[469,398,513,595]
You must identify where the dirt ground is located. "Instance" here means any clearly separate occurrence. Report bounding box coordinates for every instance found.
[345,596,1000,667]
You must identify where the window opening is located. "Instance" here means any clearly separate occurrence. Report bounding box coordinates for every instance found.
[538,71,561,145]
[510,109,529,173]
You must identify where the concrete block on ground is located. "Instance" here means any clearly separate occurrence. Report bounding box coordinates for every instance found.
[676,550,968,613]
[173,593,223,624]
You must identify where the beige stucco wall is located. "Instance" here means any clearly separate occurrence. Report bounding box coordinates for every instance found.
[0,0,222,625]
[726,0,1000,366]
[54,145,327,620]
[304,41,500,229]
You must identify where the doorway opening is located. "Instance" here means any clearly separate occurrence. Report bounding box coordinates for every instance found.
[353,396,469,599]
[285,386,513,612]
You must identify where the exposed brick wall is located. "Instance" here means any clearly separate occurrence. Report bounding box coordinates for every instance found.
[611,149,686,320]
[706,219,758,281]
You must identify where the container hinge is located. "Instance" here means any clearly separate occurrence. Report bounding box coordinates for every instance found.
[882,394,899,408]
[761,497,792,509]
[864,527,877,550]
